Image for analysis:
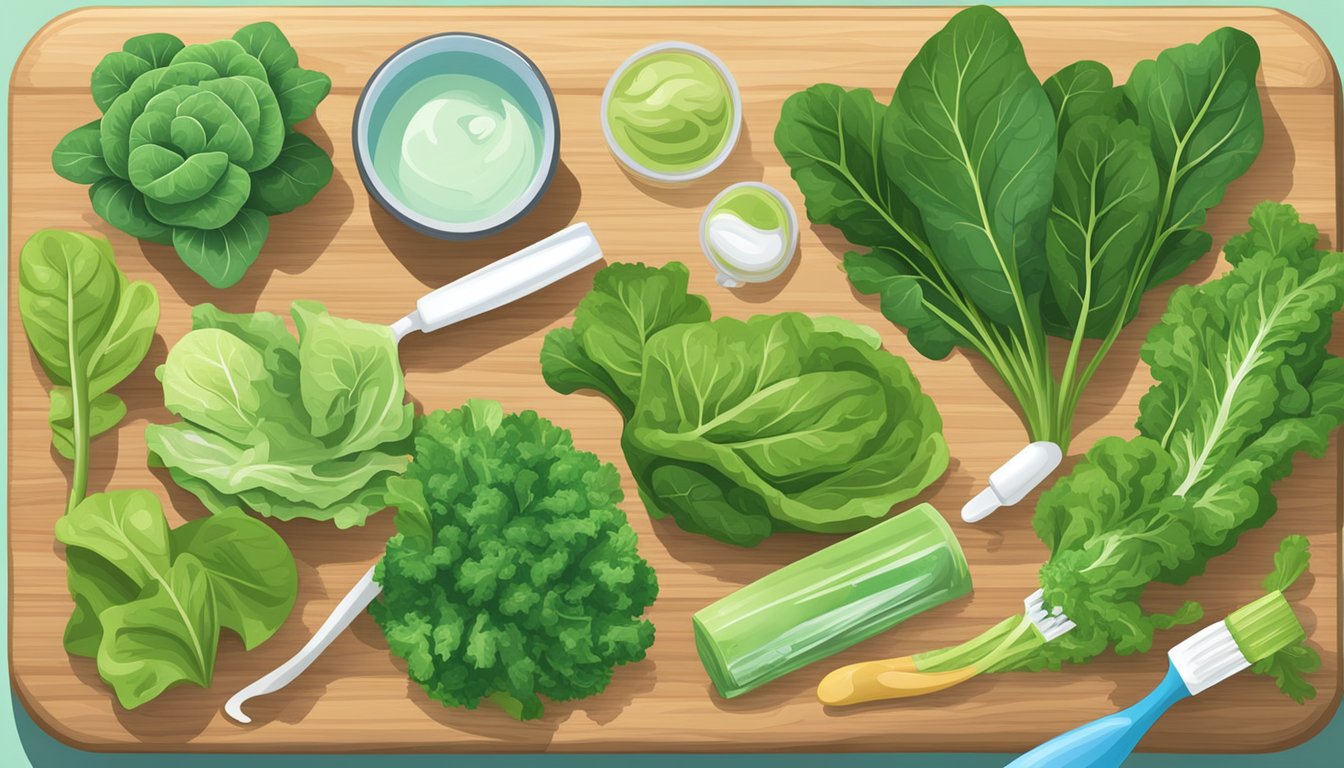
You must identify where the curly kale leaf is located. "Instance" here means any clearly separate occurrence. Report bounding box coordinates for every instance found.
[371,401,658,720]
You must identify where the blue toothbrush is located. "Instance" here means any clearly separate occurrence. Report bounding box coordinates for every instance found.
[1006,591,1305,768]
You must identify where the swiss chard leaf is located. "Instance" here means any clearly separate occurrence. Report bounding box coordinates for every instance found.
[883,5,1056,330]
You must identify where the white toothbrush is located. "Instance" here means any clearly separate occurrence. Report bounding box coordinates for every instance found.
[224,222,601,724]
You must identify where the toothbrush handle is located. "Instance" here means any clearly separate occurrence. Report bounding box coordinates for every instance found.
[394,222,602,340]
[1006,663,1190,768]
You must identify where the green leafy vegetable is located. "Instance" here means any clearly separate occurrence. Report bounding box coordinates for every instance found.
[146,301,413,527]
[18,230,159,513]
[371,401,657,720]
[883,202,1343,696]
[1249,536,1320,702]
[56,490,296,708]
[775,5,1263,446]
[541,262,947,547]
[52,22,333,288]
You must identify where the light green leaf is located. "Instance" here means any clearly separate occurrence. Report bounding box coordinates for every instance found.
[49,390,127,460]
[96,554,218,709]
[170,516,296,650]
[291,301,412,451]
[1262,535,1311,593]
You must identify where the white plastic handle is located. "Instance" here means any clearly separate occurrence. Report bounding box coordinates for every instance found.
[224,567,382,724]
[390,222,602,342]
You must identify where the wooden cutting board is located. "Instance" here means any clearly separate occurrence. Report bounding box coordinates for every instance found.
[7,5,1341,754]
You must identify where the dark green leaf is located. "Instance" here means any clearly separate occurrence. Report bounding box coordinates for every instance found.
[246,132,333,214]
[274,67,331,125]
[884,5,1056,329]
[90,179,172,244]
[1043,61,1132,144]
[1126,27,1263,289]
[232,21,299,80]
[90,51,153,113]
[147,163,250,230]
[53,121,113,183]
[171,208,268,288]
[1042,117,1159,337]
[121,32,184,70]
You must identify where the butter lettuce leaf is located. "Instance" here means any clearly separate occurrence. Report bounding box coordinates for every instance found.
[148,301,412,527]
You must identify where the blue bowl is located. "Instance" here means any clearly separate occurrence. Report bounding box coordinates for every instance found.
[353,33,560,240]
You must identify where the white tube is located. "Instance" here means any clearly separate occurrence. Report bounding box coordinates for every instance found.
[961,441,1063,523]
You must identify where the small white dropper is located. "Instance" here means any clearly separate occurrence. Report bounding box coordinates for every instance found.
[961,441,1063,523]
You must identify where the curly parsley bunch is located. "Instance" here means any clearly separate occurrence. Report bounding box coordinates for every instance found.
[371,400,658,720]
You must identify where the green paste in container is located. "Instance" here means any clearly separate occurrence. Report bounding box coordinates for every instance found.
[373,73,544,224]
[606,51,734,174]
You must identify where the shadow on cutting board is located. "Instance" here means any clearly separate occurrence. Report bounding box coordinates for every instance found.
[401,656,658,742]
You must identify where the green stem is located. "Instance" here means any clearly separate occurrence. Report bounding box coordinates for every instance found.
[912,612,1046,676]
[65,277,89,515]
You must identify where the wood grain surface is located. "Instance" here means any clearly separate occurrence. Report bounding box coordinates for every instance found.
[7,5,1342,754]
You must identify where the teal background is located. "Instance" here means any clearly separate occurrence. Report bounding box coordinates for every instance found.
[2,1,1340,765]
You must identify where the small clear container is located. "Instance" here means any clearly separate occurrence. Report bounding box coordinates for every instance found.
[699,181,800,287]
[601,41,742,184]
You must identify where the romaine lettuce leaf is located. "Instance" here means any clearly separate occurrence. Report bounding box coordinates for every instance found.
[542,263,948,546]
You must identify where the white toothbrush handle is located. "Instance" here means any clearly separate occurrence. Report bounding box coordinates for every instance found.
[224,567,382,724]
[391,222,602,341]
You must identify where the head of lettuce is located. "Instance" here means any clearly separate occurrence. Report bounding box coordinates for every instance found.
[51,22,333,288]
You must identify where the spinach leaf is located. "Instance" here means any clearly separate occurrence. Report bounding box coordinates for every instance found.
[56,490,296,708]
[1042,61,1132,143]
[18,230,159,512]
[1126,27,1264,289]
[884,5,1056,333]
[774,8,1264,449]
[1042,116,1159,338]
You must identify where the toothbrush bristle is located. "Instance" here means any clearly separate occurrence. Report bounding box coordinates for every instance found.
[1024,589,1076,642]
